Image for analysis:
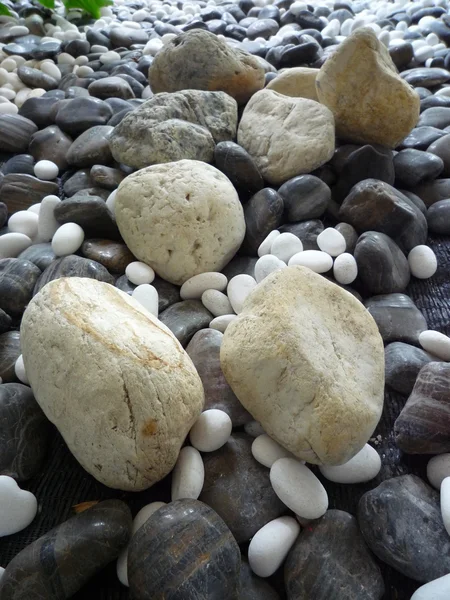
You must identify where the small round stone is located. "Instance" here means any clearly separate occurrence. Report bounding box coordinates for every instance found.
[428,454,450,490]
[288,250,333,273]
[333,252,358,285]
[419,330,450,361]
[171,445,205,502]
[201,289,234,317]
[34,159,59,180]
[251,434,294,468]
[125,262,155,286]
[14,355,29,385]
[227,274,257,314]
[181,272,228,300]
[8,211,38,239]
[0,234,32,260]
[190,409,233,452]
[131,284,158,317]
[248,516,300,578]
[270,232,303,263]
[408,245,438,279]
[317,227,346,257]
[209,314,237,333]
[258,230,280,257]
[319,444,381,484]
[51,222,85,256]
[254,254,286,284]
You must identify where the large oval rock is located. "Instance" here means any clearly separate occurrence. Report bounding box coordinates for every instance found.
[20,277,204,491]
[115,160,245,285]
[316,28,420,148]
[220,266,384,466]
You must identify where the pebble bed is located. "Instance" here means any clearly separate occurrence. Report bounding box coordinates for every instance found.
[0,0,449,598]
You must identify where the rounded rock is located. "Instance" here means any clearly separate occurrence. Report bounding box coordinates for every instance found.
[319,443,381,484]
[51,222,85,257]
[248,516,300,578]
[125,262,155,286]
[171,445,205,501]
[288,250,333,273]
[33,160,58,180]
[408,245,438,279]
[333,252,358,284]
[181,272,228,300]
[190,409,232,452]
[428,454,450,490]
[419,330,450,361]
[317,227,346,257]
[251,434,294,468]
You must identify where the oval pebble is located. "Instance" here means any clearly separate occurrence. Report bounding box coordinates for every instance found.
[8,211,38,239]
[441,477,450,537]
[14,355,29,385]
[131,284,158,317]
[252,434,294,468]
[270,458,328,519]
[227,274,257,314]
[270,232,303,263]
[288,250,333,273]
[189,409,232,453]
[28,204,41,215]
[411,573,450,600]
[317,227,346,257]
[0,233,32,259]
[0,102,18,115]
[180,272,228,300]
[427,454,450,490]
[248,516,300,578]
[201,289,234,317]
[254,254,286,283]
[333,252,358,285]
[408,245,438,279]
[0,475,37,537]
[319,444,381,484]
[209,314,237,333]
[37,195,60,243]
[244,420,265,437]
[51,222,85,257]
[125,262,155,286]
[258,230,280,257]
[106,189,117,215]
[34,160,59,181]
[419,330,450,361]
[171,445,205,502]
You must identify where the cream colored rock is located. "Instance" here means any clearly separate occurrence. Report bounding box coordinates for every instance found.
[315,27,420,148]
[220,266,384,465]
[20,277,204,491]
[115,160,246,285]
[237,89,335,185]
[267,67,319,101]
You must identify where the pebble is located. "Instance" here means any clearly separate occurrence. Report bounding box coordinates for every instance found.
[33,159,58,180]
[227,274,257,314]
[419,330,450,361]
[441,476,450,536]
[190,409,233,452]
[317,227,346,257]
[411,574,450,600]
[171,445,205,501]
[251,434,294,468]
[239,559,281,600]
[242,188,284,255]
[51,222,85,257]
[319,444,381,484]
[209,314,238,333]
[0,233,32,259]
[269,232,303,263]
[180,272,228,300]
[408,245,438,278]
[14,355,28,385]
[201,289,234,316]
[254,254,286,283]
[131,284,158,317]
[248,516,300,578]
[428,454,450,489]
[257,229,280,257]
[385,341,438,396]
[34,255,114,296]
[7,211,38,239]
[125,262,155,286]
[0,475,37,537]
[0,331,21,383]
[159,300,212,347]
[333,252,358,284]
[288,249,333,273]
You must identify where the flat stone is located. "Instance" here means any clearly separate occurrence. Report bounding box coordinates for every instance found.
[128,499,241,600]
[418,107,450,129]
[394,149,444,187]
[0,115,38,153]
[399,126,446,150]
[279,220,324,251]
[427,199,450,235]
[31,40,61,60]
[0,500,131,599]
[90,165,125,190]
[385,342,438,396]
[66,125,114,168]
[81,239,135,274]
[285,510,384,600]
[1,155,35,177]
[55,97,113,137]
[278,175,330,221]
[54,196,120,240]
[0,174,58,214]
[0,259,41,317]
[421,95,450,111]
[242,188,284,255]
[199,433,286,542]
[427,134,450,177]
[28,125,73,171]
[17,65,57,91]
[214,141,264,197]
[358,475,450,582]
[17,243,57,271]
[0,331,21,383]
[159,300,212,347]
[401,67,450,88]
[88,76,135,101]
[240,559,281,600]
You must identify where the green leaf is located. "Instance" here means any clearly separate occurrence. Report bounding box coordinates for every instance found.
[38,0,55,8]
[63,0,112,19]
[0,2,12,15]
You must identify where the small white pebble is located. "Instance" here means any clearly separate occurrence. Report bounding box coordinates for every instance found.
[427,454,450,490]
[244,420,265,437]
[0,233,32,258]
[0,87,15,100]
[106,189,117,215]
[0,101,18,114]
[317,227,346,257]
[0,475,37,537]
[227,274,257,314]
[143,38,163,56]
[57,52,75,65]
[27,203,41,215]
[37,195,60,243]
[319,444,381,484]
[408,245,437,279]
[100,50,121,64]
[252,434,294,468]
[40,61,61,82]
[258,229,281,257]
[171,446,204,501]
[76,65,93,77]
[410,573,450,600]
[8,210,38,240]
[254,254,286,283]
[9,25,29,36]
[441,477,450,537]
[270,232,303,263]
[333,252,358,284]
[14,355,29,385]
[90,44,109,54]
[0,58,16,72]
[248,516,300,578]
[51,222,84,256]
[419,330,450,361]
[34,160,59,180]
[131,284,158,317]
[209,314,237,333]
[201,289,234,317]
[180,272,227,300]
[288,250,333,273]
[189,409,232,452]
[125,262,155,286]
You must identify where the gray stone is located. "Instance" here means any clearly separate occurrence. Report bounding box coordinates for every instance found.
[55,97,113,136]
[0,259,41,317]
[385,342,438,396]
[88,76,135,101]
[66,125,114,168]
[0,114,37,153]
[159,300,212,347]
[17,243,57,271]
[427,199,450,235]
[17,65,57,91]
[242,188,284,255]
[393,149,444,187]
[427,133,450,177]
[54,196,120,240]
[0,331,20,383]
[278,175,330,222]
[418,107,450,129]
[28,125,73,171]
[279,220,324,251]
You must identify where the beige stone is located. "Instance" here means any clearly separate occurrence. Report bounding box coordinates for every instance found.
[148,30,265,105]
[267,67,319,100]
[315,27,420,148]
[237,89,335,185]
[20,277,204,492]
[115,160,246,285]
[220,266,384,465]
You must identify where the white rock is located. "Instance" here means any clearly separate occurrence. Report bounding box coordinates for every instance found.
[333,253,358,284]
[415,45,435,62]
[410,573,450,600]
[270,232,303,263]
[0,87,16,100]
[7,210,38,239]
[132,284,158,317]
[1,58,16,72]
[319,443,381,484]
[51,222,84,256]
[209,314,237,333]
[408,245,438,279]
[37,195,60,242]
[106,189,117,215]
[201,289,234,317]
[426,32,440,46]
[171,445,205,501]
[322,18,340,37]
[9,25,29,36]
[227,274,257,314]
[100,50,121,64]
[441,476,450,537]
[57,52,76,65]
[0,101,18,114]
[254,254,286,283]
[14,355,29,385]
[270,458,328,519]
[0,475,37,537]
[143,38,163,56]
[180,272,228,300]
[34,160,59,180]
[427,454,450,490]
[27,204,41,215]
[317,227,346,257]
[189,409,232,452]
[258,229,280,257]
[40,61,61,82]
[0,233,32,259]
[252,434,294,468]
[419,330,450,361]
[248,516,300,578]
[288,250,333,273]
[125,262,155,286]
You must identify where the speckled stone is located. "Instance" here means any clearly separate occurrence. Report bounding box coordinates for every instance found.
[199,433,286,543]
[0,114,38,153]
[0,383,51,482]
[0,259,41,317]
[0,500,131,599]
[285,510,384,600]
[358,475,450,582]
[214,141,264,197]
[240,559,280,600]
[81,239,135,274]
[0,174,59,213]
[54,196,120,240]
[159,300,212,346]
[128,499,241,600]
[242,188,284,256]
[17,243,57,271]
[0,331,21,383]
[385,342,438,396]
[364,294,427,346]
[28,125,73,171]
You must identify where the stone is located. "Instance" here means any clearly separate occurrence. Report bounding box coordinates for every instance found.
[214,141,264,197]
[285,510,384,600]
[189,409,232,453]
[63,170,94,198]
[267,67,319,100]
[28,125,73,171]
[159,300,212,347]
[0,475,37,537]
[81,239,135,274]
[395,362,450,454]
[0,383,50,482]
[238,89,335,185]
[171,446,204,501]
[0,115,38,153]
[222,256,258,280]
[364,294,427,346]
[278,175,330,222]
[427,134,450,177]
[279,220,324,251]
[411,574,450,600]
[402,67,450,88]
[186,329,251,426]
[428,454,450,490]
[408,245,438,279]
[389,42,414,71]
[319,443,381,484]
[394,149,444,187]
[221,266,384,465]
[17,243,56,271]
[90,165,125,190]
[148,30,265,105]
[0,203,6,229]
[0,308,11,335]
[419,331,450,361]
[55,97,113,137]
[418,107,450,129]
[0,259,41,317]
[115,161,245,285]
[128,499,240,600]
[334,222,358,253]
[0,500,131,599]
[109,90,237,170]
[413,179,450,207]
[66,125,114,168]
[358,475,450,582]
[315,28,420,148]
[199,433,286,542]
[385,342,438,396]
[1,155,35,177]
[54,196,120,241]
[241,188,284,256]
[0,174,58,214]
[109,27,149,48]
[427,199,450,235]
[0,331,21,383]
[248,516,300,578]
[17,65,57,91]
[88,76,135,101]
[240,559,281,600]
[399,126,446,150]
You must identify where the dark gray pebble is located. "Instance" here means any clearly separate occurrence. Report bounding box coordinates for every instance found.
[241,188,284,255]
[28,125,73,171]
[0,331,21,383]
[159,299,212,346]
[394,148,444,187]
[0,259,41,317]
[385,341,438,396]
[18,243,57,271]
[54,196,120,240]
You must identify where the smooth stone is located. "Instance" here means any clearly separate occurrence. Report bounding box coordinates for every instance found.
[1,155,35,177]
[0,174,58,213]
[0,259,41,317]
[427,134,450,177]
[189,409,232,452]
[385,342,438,396]
[81,239,135,274]
[0,115,37,153]
[394,149,444,187]
[90,165,125,190]
[200,433,286,542]
[364,293,427,345]
[0,331,21,383]
[418,107,450,129]
[128,499,241,600]
[266,67,319,101]
[402,67,450,88]
[54,196,120,241]
[287,250,333,273]
[413,179,450,207]
[227,274,257,314]
[63,170,94,198]
[52,224,84,257]
[242,188,284,255]
[334,222,358,254]
[421,95,450,111]
[279,220,324,251]
[181,273,227,300]
[0,203,6,229]
[411,574,450,600]
[240,559,281,600]
[221,256,258,279]
[0,500,131,599]
[17,243,56,271]
[88,76,135,101]
[110,27,148,48]
[214,141,264,196]
[0,383,50,481]
[399,126,446,150]
[132,284,159,317]
[0,308,11,334]
[427,199,450,235]
[0,234,32,260]
[115,275,181,313]
[316,227,346,257]
[66,125,113,168]
[419,330,450,361]
[408,245,438,279]
[17,65,57,91]
[358,475,450,582]
[159,300,212,347]
[278,175,330,222]
[171,446,204,501]
[428,454,450,490]
[248,516,300,578]
[389,42,414,71]
[28,125,73,171]
[319,444,381,484]
[0,475,37,537]
[251,434,294,468]
[285,509,384,600]
[55,97,113,136]
[279,42,320,68]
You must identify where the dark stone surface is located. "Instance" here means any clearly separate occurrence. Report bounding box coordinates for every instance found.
[0,202,6,229]
[159,300,212,346]
[285,510,384,600]
[0,259,41,317]
[199,433,286,543]
[17,65,57,91]
[385,342,438,396]
[66,125,114,168]
[401,67,450,88]
[0,331,21,383]
[393,149,444,187]
[62,169,94,197]
[88,77,135,101]
[0,174,59,213]
[54,196,120,240]
[222,255,258,279]
[395,362,450,454]
[128,499,241,600]
[81,239,135,274]
[427,198,450,235]
[55,97,113,136]
[1,154,35,176]
[186,329,252,427]
[0,383,51,482]
[240,559,280,600]
[214,141,264,197]
[279,219,324,251]
[364,294,428,346]
[152,277,181,312]
[398,126,446,150]
[358,475,450,582]
[17,243,57,271]
[412,178,450,207]
[0,307,12,334]
[0,115,38,153]
[389,42,413,71]
[278,175,330,222]
[241,188,284,256]
[0,500,131,599]
[427,133,450,177]
[335,222,358,253]
[421,94,450,111]
[90,165,125,190]
[418,106,450,129]
[279,41,319,67]
[28,125,73,171]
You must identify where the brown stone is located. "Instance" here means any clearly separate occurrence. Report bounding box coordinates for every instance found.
[81,239,135,273]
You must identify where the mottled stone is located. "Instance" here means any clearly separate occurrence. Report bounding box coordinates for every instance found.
[0,115,38,153]
[358,475,450,582]
[54,196,120,240]
[214,141,264,197]
[81,239,135,274]
[0,500,131,599]
[285,510,384,600]
[159,300,212,347]
[66,125,113,168]
[17,243,57,271]
[278,175,330,222]
[242,188,284,255]
[1,155,35,177]
[0,331,21,383]
[240,560,280,600]
[28,125,73,171]
[199,433,286,542]
[90,165,125,190]
[385,342,438,396]
[395,362,450,454]
[427,199,450,235]
[364,294,427,346]
[128,499,241,600]
[394,149,444,187]
[0,259,41,317]
[0,174,58,213]
[279,220,324,251]
[55,97,113,136]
